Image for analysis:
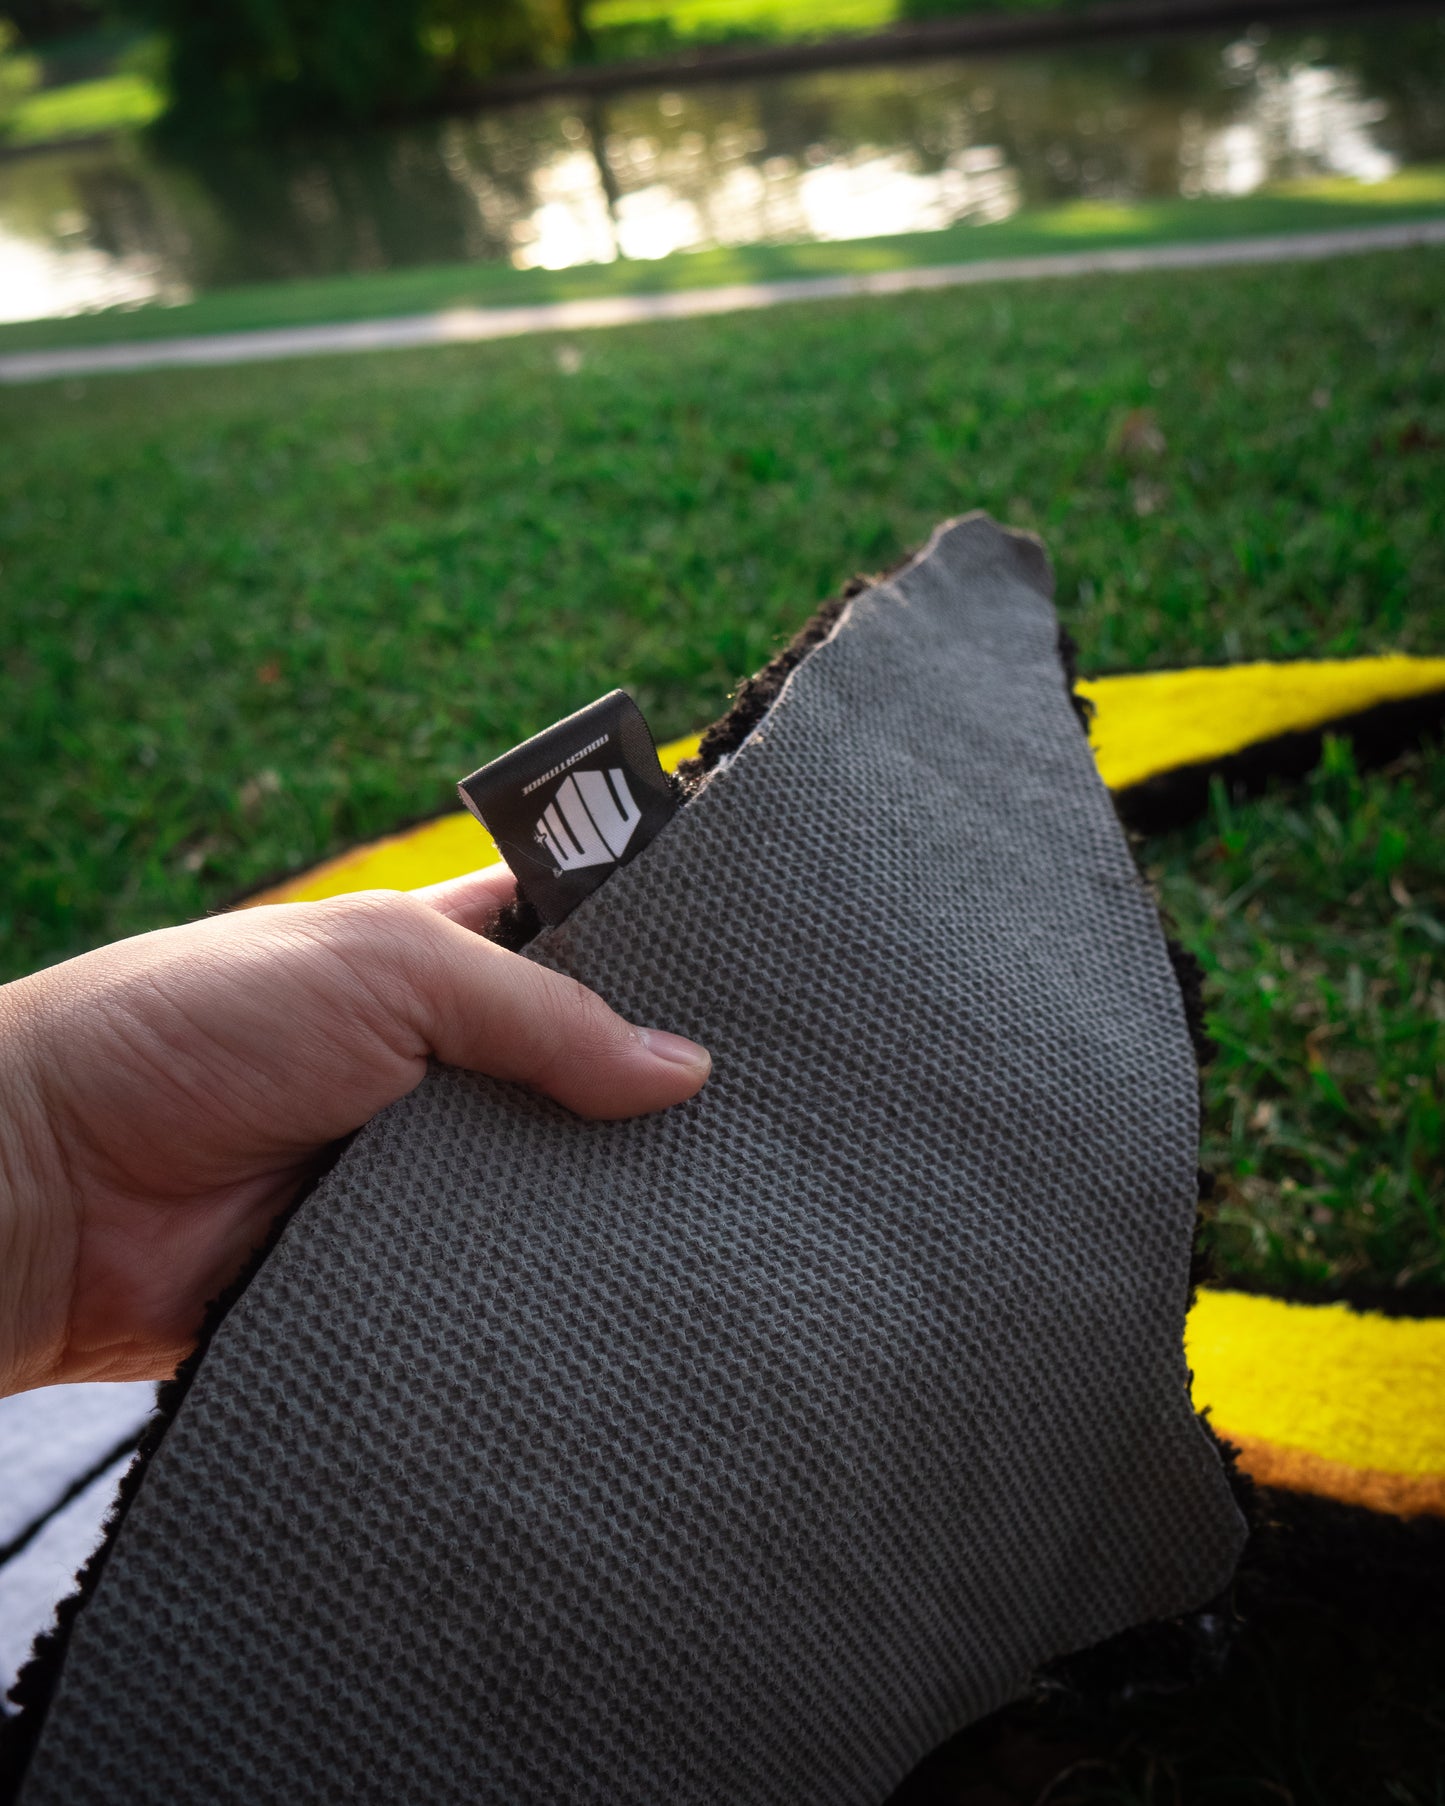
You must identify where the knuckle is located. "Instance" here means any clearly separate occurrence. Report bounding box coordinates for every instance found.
[287,891,439,1020]
[307,889,428,942]
[528,973,630,1081]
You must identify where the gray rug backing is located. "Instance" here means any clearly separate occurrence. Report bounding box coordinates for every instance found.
[18,513,1245,1805]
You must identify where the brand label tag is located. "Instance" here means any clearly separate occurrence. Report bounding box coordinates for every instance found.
[458,690,679,925]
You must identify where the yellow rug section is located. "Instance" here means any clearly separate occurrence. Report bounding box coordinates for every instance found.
[1188,1289,1445,1518]
[1080,655,1445,794]
[249,657,1445,907]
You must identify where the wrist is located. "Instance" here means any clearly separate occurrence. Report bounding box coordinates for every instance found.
[0,975,76,1396]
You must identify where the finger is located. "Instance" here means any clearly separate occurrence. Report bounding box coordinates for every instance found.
[410,914,711,1120]
[411,863,517,932]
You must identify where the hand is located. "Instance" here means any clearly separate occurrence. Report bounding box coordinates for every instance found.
[0,871,710,1397]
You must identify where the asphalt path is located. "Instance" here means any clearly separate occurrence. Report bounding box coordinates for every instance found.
[4,217,1443,385]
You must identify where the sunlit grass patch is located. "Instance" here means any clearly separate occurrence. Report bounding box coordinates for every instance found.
[589,0,899,38]
[1275,164,1445,208]
[8,68,163,145]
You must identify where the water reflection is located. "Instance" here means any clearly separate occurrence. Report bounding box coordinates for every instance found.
[1,17,1442,322]
[0,222,176,318]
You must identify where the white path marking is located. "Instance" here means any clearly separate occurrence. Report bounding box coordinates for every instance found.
[3,219,1443,385]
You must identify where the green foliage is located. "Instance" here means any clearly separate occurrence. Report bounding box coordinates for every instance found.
[898,0,1088,16]
[429,0,575,84]
[118,0,578,137]
[2,248,1443,1302]
[0,16,42,136]
[586,0,894,55]
[3,0,107,41]
[896,0,1074,14]
[582,0,1081,55]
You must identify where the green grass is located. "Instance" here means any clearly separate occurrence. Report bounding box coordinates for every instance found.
[1159,741,1445,1294]
[2,246,1443,1301]
[5,67,164,146]
[2,168,1443,352]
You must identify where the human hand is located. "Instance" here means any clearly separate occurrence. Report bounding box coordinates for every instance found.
[0,871,710,1397]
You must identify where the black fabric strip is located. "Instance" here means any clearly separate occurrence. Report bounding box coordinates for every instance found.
[0,1431,145,1573]
[1202,1271,1445,1321]
[1113,687,1445,837]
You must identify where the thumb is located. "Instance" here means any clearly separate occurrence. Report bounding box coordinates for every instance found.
[404,907,711,1121]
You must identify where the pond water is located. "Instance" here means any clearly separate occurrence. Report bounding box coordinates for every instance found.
[2,16,1443,322]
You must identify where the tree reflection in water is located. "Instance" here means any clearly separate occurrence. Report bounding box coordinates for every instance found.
[2,17,1443,319]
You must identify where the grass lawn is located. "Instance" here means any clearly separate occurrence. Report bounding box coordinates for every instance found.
[2,168,1443,353]
[3,246,1443,1304]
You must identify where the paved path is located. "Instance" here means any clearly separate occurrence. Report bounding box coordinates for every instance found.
[4,218,1444,385]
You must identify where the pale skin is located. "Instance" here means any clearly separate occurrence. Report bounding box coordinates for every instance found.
[0,868,711,1400]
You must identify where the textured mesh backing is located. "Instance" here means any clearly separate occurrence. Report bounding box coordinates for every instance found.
[19,514,1245,1806]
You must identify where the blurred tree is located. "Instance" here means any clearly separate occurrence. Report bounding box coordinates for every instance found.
[4,0,108,44]
[898,0,1087,14]
[121,0,581,138]
[433,0,574,85]
[0,17,41,138]
[562,0,594,63]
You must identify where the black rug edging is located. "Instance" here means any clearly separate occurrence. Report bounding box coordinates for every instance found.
[1027,1472,1445,1718]
[1199,1270,1445,1322]
[1113,686,1445,837]
[1243,1480,1445,1628]
[886,1476,1445,1806]
[0,1432,147,1575]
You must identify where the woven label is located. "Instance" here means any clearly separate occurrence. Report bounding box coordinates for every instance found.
[458,690,679,924]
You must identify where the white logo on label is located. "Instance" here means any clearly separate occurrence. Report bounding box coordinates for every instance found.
[535,767,641,872]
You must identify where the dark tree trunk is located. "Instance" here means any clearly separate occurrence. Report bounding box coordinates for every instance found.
[564,0,595,63]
